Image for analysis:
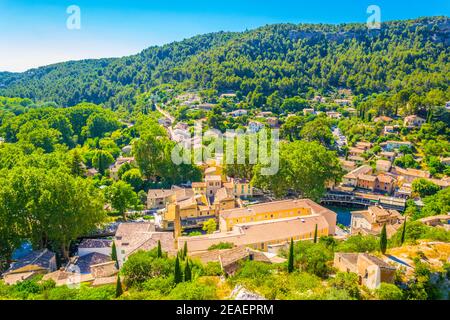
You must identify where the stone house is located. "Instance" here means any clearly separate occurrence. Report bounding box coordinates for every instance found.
[334,253,396,289]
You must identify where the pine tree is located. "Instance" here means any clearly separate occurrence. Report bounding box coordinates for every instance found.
[380,224,387,254]
[313,224,318,243]
[174,255,182,284]
[115,275,123,298]
[400,219,407,245]
[183,241,188,260]
[157,240,162,258]
[184,259,192,282]
[288,238,294,273]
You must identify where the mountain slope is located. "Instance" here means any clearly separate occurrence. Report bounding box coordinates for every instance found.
[0,17,448,108]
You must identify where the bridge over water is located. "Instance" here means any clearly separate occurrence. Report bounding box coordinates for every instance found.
[321,191,406,211]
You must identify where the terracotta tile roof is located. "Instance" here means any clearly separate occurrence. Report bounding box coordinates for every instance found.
[78,239,112,249]
[205,175,222,182]
[179,215,329,252]
[220,199,315,219]
[344,165,372,179]
[72,253,111,274]
[394,167,430,179]
[192,182,206,188]
[147,189,173,199]
[335,252,358,265]
[115,222,155,239]
[377,174,395,184]
[374,116,393,122]
[349,147,365,154]
[5,249,55,274]
[214,187,234,203]
[358,174,377,182]
[360,253,396,270]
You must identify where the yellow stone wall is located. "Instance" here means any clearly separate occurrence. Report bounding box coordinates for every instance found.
[222,206,312,231]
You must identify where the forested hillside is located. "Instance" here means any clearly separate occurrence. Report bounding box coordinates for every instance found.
[0,17,448,111]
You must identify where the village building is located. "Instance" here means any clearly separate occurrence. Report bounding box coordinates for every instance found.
[213,187,238,211]
[147,188,177,209]
[158,117,172,127]
[178,213,335,253]
[394,183,413,199]
[162,194,216,229]
[218,199,332,232]
[313,95,326,103]
[404,115,426,128]
[334,253,396,289]
[69,252,111,274]
[223,178,253,198]
[174,122,189,130]
[392,166,431,183]
[373,116,394,123]
[303,108,315,116]
[256,111,273,118]
[248,121,264,133]
[205,175,223,197]
[375,174,396,194]
[114,222,175,267]
[342,165,373,187]
[196,103,216,111]
[109,157,135,180]
[334,99,351,106]
[380,151,396,162]
[345,107,357,115]
[220,93,237,99]
[376,159,392,172]
[86,167,99,177]
[228,109,248,117]
[192,182,207,195]
[2,249,57,285]
[190,246,286,276]
[380,141,413,152]
[418,214,450,231]
[326,111,342,119]
[348,147,365,157]
[355,141,373,151]
[340,159,357,172]
[350,206,404,238]
[77,239,112,257]
[266,117,279,127]
[347,155,365,163]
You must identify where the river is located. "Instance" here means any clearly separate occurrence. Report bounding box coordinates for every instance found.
[323,205,356,227]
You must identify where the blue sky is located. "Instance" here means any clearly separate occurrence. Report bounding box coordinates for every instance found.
[1,0,449,72]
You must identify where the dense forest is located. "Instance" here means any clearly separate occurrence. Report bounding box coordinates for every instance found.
[0,17,448,112]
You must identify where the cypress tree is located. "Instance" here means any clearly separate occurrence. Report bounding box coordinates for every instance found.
[400,219,407,245]
[111,241,117,262]
[115,275,123,298]
[313,224,318,243]
[288,238,294,273]
[380,224,387,254]
[184,259,192,282]
[174,255,182,284]
[183,241,188,260]
[111,241,118,268]
[157,240,162,258]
